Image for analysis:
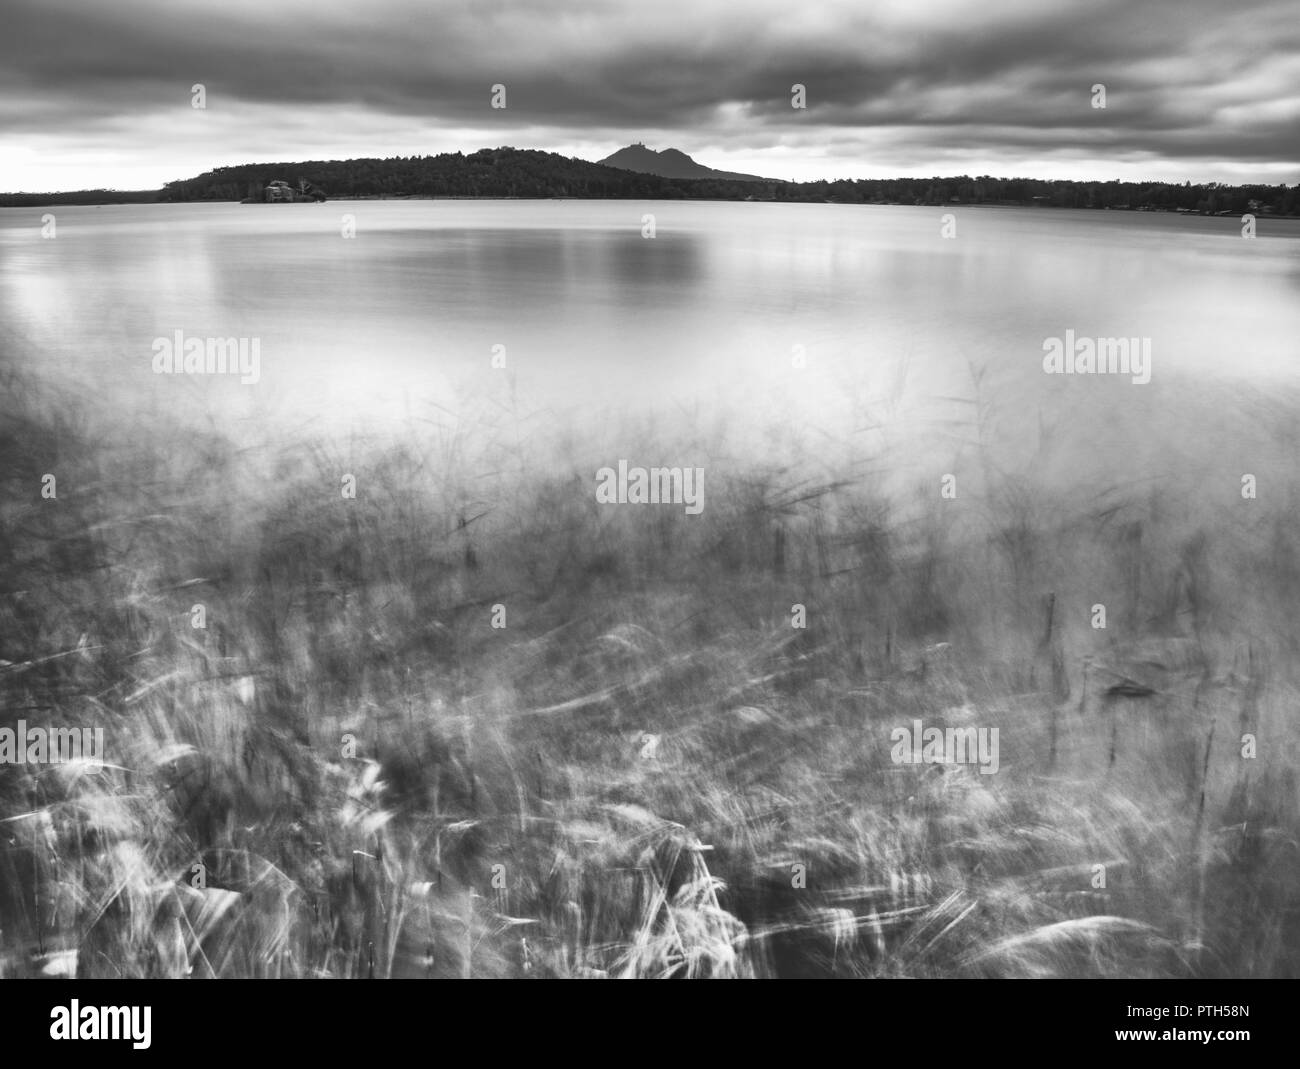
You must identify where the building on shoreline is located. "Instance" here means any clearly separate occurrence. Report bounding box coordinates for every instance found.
[258,178,326,203]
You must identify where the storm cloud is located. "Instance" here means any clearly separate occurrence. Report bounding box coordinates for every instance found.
[2,0,1296,191]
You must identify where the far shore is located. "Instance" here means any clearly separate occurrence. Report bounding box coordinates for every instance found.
[3,191,1298,218]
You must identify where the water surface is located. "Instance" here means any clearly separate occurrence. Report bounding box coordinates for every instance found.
[2,200,1297,478]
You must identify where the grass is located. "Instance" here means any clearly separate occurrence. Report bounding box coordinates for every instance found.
[2,357,1299,979]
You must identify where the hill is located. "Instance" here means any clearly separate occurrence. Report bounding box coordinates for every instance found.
[154,148,710,203]
[597,143,770,182]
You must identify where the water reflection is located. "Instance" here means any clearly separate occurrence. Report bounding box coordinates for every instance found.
[1,201,1297,470]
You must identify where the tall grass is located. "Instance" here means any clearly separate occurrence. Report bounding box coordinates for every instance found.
[2,358,1298,978]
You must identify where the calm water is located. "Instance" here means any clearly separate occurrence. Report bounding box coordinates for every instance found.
[2,200,1298,472]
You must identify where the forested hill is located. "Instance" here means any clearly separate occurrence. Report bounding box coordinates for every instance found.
[159,148,1300,215]
[161,148,694,201]
[2,146,1296,215]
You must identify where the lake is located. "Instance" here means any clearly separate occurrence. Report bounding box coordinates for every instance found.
[2,200,1298,482]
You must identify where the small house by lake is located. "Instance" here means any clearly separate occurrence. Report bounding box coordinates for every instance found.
[247,179,326,203]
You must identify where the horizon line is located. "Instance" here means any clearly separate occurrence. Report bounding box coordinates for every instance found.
[3,144,1297,199]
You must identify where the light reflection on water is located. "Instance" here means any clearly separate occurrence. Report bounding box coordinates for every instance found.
[1,200,1297,486]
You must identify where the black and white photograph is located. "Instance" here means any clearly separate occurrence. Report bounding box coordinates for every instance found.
[0,0,1296,1019]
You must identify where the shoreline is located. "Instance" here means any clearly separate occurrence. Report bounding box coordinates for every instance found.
[3,191,1298,218]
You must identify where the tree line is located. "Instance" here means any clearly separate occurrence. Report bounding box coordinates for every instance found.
[4,147,1296,215]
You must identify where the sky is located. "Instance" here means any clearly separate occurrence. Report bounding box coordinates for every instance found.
[1,0,1296,192]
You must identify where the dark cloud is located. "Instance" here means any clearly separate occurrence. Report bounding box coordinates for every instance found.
[3,0,1296,189]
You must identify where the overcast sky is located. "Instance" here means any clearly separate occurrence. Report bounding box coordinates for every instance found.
[2,0,1296,192]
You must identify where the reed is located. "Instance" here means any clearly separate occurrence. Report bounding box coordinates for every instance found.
[2,362,1298,978]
